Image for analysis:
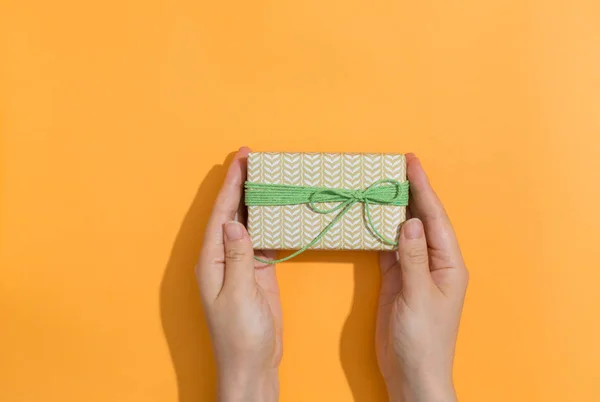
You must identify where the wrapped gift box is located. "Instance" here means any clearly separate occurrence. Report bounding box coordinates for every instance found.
[246,152,407,251]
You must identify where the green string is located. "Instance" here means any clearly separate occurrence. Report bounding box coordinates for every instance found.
[245,179,409,264]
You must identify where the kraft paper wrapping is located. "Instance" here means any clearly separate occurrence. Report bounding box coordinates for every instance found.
[246,152,407,251]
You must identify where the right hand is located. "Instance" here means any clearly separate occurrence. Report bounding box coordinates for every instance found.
[376,154,469,402]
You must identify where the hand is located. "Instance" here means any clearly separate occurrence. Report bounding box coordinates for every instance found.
[195,147,282,402]
[376,154,469,402]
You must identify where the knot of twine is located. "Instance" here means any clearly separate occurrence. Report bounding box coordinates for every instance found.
[245,179,409,264]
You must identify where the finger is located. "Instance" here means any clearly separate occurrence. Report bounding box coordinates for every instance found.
[221,221,256,296]
[406,153,447,230]
[197,147,251,301]
[235,167,249,224]
[397,218,432,301]
[204,147,251,249]
[254,250,280,295]
[378,251,402,305]
[405,154,464,269]
[236,195,247,224]
[255,250,278,269]
[379,251,398,276]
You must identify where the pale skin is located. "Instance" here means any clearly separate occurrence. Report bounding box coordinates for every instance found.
[196,147,469,402]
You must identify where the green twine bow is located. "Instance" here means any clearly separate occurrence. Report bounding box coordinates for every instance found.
[245,179,410,264]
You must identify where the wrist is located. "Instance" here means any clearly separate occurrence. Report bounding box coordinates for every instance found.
[218,366,279,402]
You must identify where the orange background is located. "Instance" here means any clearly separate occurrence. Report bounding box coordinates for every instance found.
[2,1,600,401]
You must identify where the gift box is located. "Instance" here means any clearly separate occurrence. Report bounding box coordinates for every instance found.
[245,152,408,252]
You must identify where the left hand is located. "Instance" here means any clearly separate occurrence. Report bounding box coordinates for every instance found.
[195,147,282,402]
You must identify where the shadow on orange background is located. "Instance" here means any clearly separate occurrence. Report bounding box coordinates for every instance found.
[159,160,226,402]
[160,152,388,401]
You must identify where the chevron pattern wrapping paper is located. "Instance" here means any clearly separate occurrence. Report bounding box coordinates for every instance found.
[246,152,407,251]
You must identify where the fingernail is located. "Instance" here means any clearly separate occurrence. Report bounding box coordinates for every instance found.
[224,221,244,240]
[403,218,424,239]
[405,152,416,159]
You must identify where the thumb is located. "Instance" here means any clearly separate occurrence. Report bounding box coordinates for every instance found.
[221,221,256,295]
[398,218,433,301]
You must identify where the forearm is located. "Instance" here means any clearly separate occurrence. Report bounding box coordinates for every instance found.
[386,371,456,402]
[218,367,279,402]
